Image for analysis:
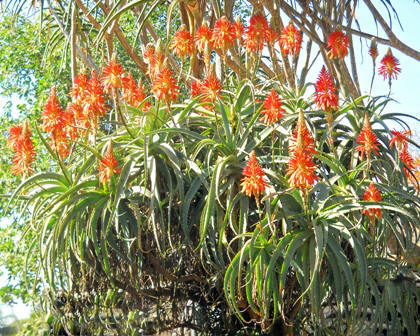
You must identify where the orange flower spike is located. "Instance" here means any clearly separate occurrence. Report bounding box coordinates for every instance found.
[289,109,317,155]
[280,22,303,56]
[240,151,267,198]
[102,57,126,93]
[70,71,89,104]
[195,22,213,53]
[245,14,269,53]
[171,25,194,60]
[85,70,107,121]
[211,16,236,54]
[369,38,378,64]
[315,66,339,112]
[64,104,79,141]
[400,147,415,177]
[42,87,66,134]
[379,48,401,81]
[260,89,285,125]
[152,66,179,105]
[286,151,319,190]
[191,80,202,97]
[389,129,411,151]
[200,72,222,103]
[362,182,382,219]
[266,27,279,48]
[9,120,36,177]
[98,140,121,184]
[49,129,70,160]
[355,113,380,160]
[327,31,350,59]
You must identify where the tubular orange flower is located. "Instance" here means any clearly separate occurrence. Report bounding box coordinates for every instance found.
[266,28,279,47]
[286,109,318,190]
[400,147,415,177]
[327,31,350,59]
[245,14,269,53]
[83,70,107,124]
[362,182,382,219]
[64,104,79,141]
[102,58,126,92]
[389,129,411,151]
[379,48,401,80]
[369,38,378,64]
[42,87,66,134]
[49,129,70,160]
[98,140,121,184]
[195,23,213,53]
[191,80,202,97]
[143,43,155,64]
[355,113,380,160]
[9,120,36,177]
[280,22,303,56]
[122,73,150,112]
[70,71,89,104]
[315,66,339,112]
[171,25,194,60]
[200,73,222,104]
[152,67,179,105]
[211,16,236,53]
[260,89,285,125]
[240,150,267,198]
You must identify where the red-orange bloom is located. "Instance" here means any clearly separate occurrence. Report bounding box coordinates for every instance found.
[211,16,236,53]
[245,14,269,53]
[389,129,411,151]
[280,23,303,56]
[42,87,66,134]
[327,31,350,59]
[315,66,339,112]
[9,120,36,177]
[152,67,179,105]
[286,109,318,190]
[362,182,382,219]
[240,150,267,198]
[49,129,70,160]
[355,114,380,160]
[200,74,222,103]
[98,140,121,184]
[102,58,125,93]
[195,23,213,53]
[122,73,150,112]
[171,25,194,60]
[70,71,89,104]
[260,89,285,125]
[64,104,79,141]
[83,71,107,124]
[400,147,415,177]
[379,48,401,80]
[369,38,378,64]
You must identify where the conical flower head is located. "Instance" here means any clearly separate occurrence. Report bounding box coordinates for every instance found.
[122,72,150,111]
[201,72,222,103]
[102,57,126,92]
[9,120,36,177]
[379,48,401,80]
[233,16,244,41]
[240,151,267,198]
[171,25,194,60]
[42,87,66,134]
[83,70,107,124]
[389,129,411,151]
[400,147,415,178]
[355,113,380,160]
[327,31,350,59]
[152,66,179,105]
[362,182,382,219]
[195,22,212,53]
[98,140,121,184]
[315,66,339,112]
[70,71,89,104]
[49,129,70,160]
[260,89,285,125]
[280,22,303,56]
[245,14,269,53]
[286,109,318,190]
[211,16,236,53]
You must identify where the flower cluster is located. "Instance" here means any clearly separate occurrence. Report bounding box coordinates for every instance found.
[362,182,382,220]
[241,151,267,199]
[98,140,121,184]
[8,120,36,176]
[379,48,401,81]
[280,23,303,57]
[260,89,285,125]
[356,113,380,160]
[390,129,415,177]
[286,109,318,190]
[315,66,339,112]
[171,25,194,60]
[191,71,222,111]
[327,31,350,59]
